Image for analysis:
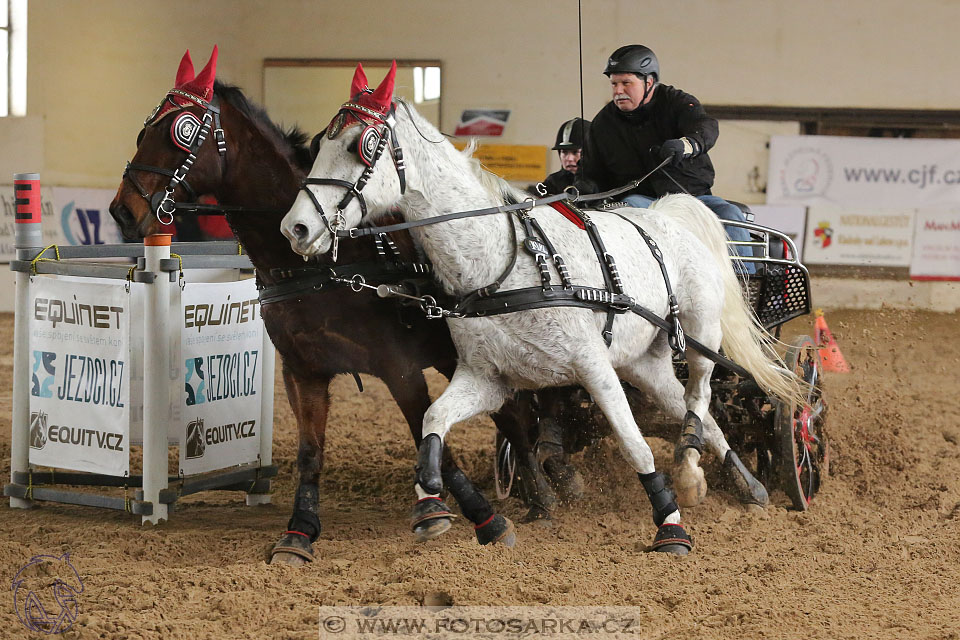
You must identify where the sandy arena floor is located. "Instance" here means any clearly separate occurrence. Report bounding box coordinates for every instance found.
[1,308,959,639]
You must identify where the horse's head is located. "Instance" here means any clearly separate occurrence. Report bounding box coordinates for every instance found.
[109,46,227,240]
[281,61,408,258]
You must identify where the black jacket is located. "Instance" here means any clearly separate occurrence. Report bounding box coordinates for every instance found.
[582,84,718,198]
[541,168,577,195]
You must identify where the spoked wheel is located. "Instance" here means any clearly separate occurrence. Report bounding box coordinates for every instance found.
[493,431,519,500]
[774,335,829,510]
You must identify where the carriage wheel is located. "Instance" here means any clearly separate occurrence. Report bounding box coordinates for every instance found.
[493,431,519,500]
[774,335,829,510]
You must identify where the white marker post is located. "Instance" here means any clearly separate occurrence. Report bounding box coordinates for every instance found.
[141,233,172,524]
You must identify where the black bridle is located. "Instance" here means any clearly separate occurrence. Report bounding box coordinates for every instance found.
[299,99,406,261]
[122,89,228,226]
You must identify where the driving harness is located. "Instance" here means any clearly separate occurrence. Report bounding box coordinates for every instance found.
[291,98,757,376]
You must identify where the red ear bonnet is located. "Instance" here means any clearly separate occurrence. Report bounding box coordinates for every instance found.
[366,60,397,115]
[175,50,196,86]
[352,60,397,116]
[350,63,369,100]
[151,45,218,124]
[179,44,217,101]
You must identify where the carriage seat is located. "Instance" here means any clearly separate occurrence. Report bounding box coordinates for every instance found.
[726,200,786,261]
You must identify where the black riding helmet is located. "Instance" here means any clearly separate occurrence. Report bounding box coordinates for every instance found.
[604,44,659,81]
[552,118,590,151]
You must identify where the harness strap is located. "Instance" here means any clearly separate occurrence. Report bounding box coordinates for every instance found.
[612,212,686,355]
[338,192,572,238]
[454,285,632,317]
[302,177,368,219]
[576,156,674,203]
[258,260,432,306]
[518,213,554,290]
[125,163,196,201]
[455,212,521,313]
[528,217,574,289]
[575,209,620,346]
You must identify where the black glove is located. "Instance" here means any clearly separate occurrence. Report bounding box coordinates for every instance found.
[572,177,598,195]
[657,138,688,167]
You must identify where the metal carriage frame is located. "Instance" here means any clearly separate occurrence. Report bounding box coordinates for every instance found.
[494,215,829,512]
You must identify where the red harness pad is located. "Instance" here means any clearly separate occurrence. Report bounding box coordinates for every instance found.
[548,201,586,230]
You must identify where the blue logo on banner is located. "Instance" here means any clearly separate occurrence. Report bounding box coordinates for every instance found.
[184,357,206,406]
[60,201,105,246]
[12,553,84,634]
[31,351,56,398]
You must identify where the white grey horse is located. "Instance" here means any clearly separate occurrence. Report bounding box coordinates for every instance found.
[280,63,801,554]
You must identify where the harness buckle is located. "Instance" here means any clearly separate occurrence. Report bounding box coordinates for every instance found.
[156,188,176,225]
[421,295,444,320]
[349,274,366,292]
[214,128,226,155]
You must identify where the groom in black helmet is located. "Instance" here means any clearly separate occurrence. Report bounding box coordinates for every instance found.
[541,117,591,195]
[582,44,754,272]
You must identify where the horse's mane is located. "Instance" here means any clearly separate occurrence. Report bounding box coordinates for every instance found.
[214,80,313,171]
[444,124,529,206]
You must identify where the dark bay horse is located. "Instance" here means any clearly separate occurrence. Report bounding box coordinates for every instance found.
[109,48,554,564]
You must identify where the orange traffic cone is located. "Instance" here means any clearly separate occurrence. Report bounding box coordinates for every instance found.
[814,309,850,373]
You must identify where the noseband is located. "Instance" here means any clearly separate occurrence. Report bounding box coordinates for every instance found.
[123,89,227,226]
[300,100,406,260]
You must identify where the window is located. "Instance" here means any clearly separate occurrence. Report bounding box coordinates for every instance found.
[413,66,440,104]
[1,0,27,117]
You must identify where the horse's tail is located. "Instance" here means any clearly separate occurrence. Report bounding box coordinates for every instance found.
[649,194,804,407]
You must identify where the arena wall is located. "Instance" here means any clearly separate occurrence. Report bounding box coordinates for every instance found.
[1,0,958,311]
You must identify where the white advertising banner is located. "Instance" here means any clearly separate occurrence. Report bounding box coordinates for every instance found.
[803,207,914,266]
[179,279,263,475]
[747,204,807,258]
[767,135,960,209]
[910,210,960,281]
[1,185,124,262]
[28,278,130,476]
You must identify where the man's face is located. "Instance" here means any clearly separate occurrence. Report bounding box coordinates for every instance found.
[610,73,652,112]
[560,149,581,173]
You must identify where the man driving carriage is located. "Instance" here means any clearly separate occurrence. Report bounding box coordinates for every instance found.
[581,44,755,273]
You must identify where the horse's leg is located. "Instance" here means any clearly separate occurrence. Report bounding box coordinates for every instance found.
[578,358,692,555]
[619,348,709,508]
[493,392,561,523]
[270,365,330,566]
[381,366,508,544]
[535,387,586,504]
[685,348,769,508]
[417,366,516,546]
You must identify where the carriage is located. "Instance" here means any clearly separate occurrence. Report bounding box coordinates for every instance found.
[493,209,829,513]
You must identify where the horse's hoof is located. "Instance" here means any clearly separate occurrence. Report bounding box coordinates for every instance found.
[519,505,552,524]
[724,450,770,508]
[270,532,315,565]
[475,514,516,547]
[543,457,585,503]
[410,497,455,542]
[673,464,707,508]
[648,523,693,556]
